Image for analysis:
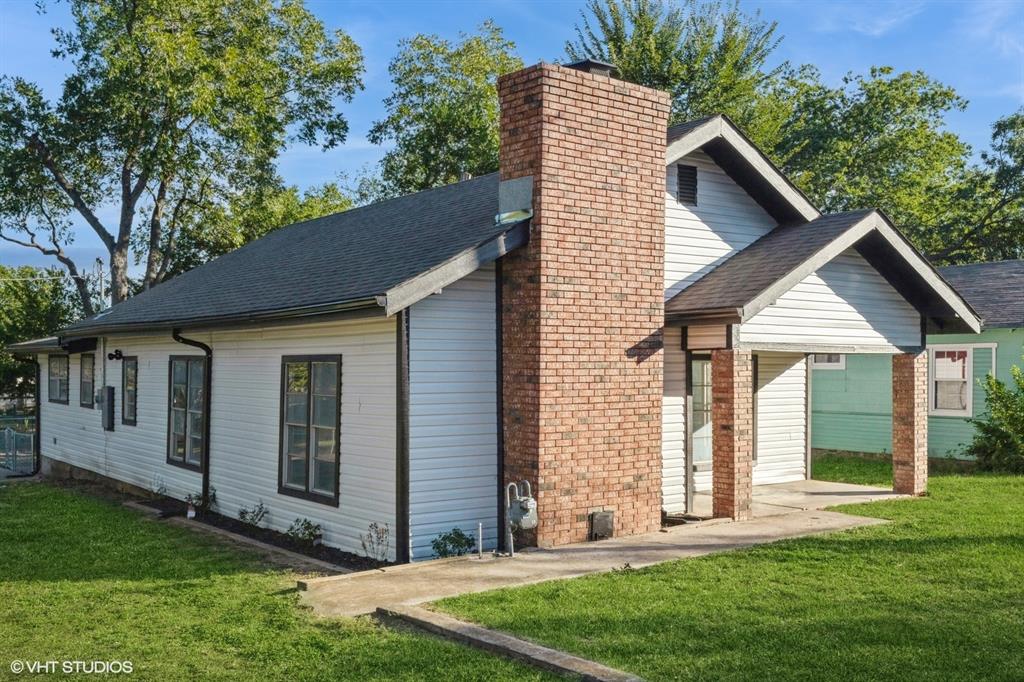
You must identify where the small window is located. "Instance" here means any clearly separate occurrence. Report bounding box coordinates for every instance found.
[122,357,138,426]
[48,355,69,404]
[80,354,95,408]
[677,164,697,204]
[167,356,206,470]
[930,347,972,417]
[279,355,341,505]
[810,354,846,370]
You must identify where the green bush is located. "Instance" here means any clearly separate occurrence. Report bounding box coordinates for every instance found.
[965,361,1024,473]
[431,527,476,558]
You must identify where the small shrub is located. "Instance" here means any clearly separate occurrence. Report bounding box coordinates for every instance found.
[287,518,323,545]
[431,527,475,558]
[965,361,1024,473]
[360,522,390,564]
[150,476,167,497]
[238,501,268,528]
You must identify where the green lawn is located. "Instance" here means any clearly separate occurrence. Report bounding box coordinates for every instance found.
[812,452,893,486]
[0,482,546,681]
[440,466,1024,681]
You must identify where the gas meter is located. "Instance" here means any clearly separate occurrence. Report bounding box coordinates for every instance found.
[505,480,537,557]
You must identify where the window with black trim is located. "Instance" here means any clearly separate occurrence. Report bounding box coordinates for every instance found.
[279,355,341,504]
[80,353,95,408]
[48,355,69,404]
[677,164,697,204]
[122,357,138,425]
[167,356,206,469]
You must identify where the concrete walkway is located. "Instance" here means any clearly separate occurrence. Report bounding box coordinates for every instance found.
[302,482,896,617]
[690,478,904,518]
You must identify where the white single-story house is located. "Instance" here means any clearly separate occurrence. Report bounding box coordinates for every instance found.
[10,60,980,562]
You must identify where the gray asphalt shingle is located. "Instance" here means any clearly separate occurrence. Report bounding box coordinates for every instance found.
[938,260,1024,329]
[64,173,508,335]
[664,210,875,316]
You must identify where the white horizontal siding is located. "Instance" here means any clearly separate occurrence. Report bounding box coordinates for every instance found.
[408,265,498,560]
[665,151,777,300]
[40,316,398,561]
[207,318,397,561]
[662,327,686,513]
[754,352,807,485]
[739,249,920,351]
[40,338,201,500]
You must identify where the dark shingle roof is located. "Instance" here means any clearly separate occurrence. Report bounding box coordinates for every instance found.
[64,173,509,335]
[938,260,1024,329]
[666,116,716,144]
[665,210,874,316]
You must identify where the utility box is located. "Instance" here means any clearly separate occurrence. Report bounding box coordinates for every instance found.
[589,510,614,541]
[101,386,115,431]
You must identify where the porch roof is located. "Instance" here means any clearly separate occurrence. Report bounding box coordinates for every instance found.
[664,209,981,334]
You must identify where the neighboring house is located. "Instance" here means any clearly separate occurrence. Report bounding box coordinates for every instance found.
[812,260,1024,458]
[8,61,979,562]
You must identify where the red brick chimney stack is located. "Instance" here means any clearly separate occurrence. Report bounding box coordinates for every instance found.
[498,61,670,546]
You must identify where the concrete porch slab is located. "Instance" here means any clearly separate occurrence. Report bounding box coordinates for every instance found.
[689,479,905,518]
[301,506,889,618]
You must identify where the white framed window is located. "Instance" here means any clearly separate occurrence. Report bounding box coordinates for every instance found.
[810,353,845,370]
[928,345,973,417]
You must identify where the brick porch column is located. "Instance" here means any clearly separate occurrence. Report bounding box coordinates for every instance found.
[711,349,754,520]
[892,352,928,495]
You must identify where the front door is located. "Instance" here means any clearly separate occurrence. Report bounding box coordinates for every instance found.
[686,354,713,512]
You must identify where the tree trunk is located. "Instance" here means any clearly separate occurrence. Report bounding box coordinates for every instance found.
[110,242,131,305]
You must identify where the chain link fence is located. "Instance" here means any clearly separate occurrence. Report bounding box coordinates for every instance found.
[1,426,35,474]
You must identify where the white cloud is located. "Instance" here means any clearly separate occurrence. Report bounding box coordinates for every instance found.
[808,1,926,37]
[962,0,1024,58]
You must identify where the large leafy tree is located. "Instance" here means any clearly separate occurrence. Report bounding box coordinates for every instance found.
[779,67,971,245]
[0,267,80,402]
[0,0,364,316]
[367,21,522,198]
[566,0,799,148]
[930,110,1024,263]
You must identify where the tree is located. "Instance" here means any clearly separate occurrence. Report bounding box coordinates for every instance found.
[0,266,80,402]
[367,21,522,198]
[929,110,1024,263]
[566,0,797,148]
[778,67,972,252]
[0,0,364,316]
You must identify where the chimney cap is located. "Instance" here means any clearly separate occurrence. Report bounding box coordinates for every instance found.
[565,59,618,78]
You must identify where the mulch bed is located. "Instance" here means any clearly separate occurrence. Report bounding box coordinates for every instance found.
[138,496,387,572]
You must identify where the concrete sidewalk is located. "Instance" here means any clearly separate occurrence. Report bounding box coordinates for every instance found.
[301,507,889,617]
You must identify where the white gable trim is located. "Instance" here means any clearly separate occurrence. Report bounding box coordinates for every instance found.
[665,116,820,223]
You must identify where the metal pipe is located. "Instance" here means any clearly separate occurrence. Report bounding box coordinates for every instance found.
[172,329,212,508]
[477,522,483,559]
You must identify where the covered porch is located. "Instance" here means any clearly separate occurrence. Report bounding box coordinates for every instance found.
[662,210,981,521]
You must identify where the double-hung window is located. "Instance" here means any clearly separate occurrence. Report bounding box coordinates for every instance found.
[48,355,69,404]
[929,347,972,417]
[279,356,341,504]
[122,357,138,425]
[80,353,95,408]
[168,356,206,469]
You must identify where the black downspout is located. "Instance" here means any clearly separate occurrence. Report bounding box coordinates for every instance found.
[8,356,41,477]
[172,329,212,507]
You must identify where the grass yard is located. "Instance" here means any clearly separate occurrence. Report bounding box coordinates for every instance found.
[0,482,547,681]
[440,462,1024,681]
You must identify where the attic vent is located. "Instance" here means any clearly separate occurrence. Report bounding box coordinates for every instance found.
[677,164,697,205]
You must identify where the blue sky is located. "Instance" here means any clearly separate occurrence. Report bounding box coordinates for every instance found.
[1,0,1022,270]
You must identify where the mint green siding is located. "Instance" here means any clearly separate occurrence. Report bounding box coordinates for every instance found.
[811,328,1023,458]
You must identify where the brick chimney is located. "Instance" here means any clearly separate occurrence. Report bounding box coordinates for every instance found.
[498,62,670,547]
